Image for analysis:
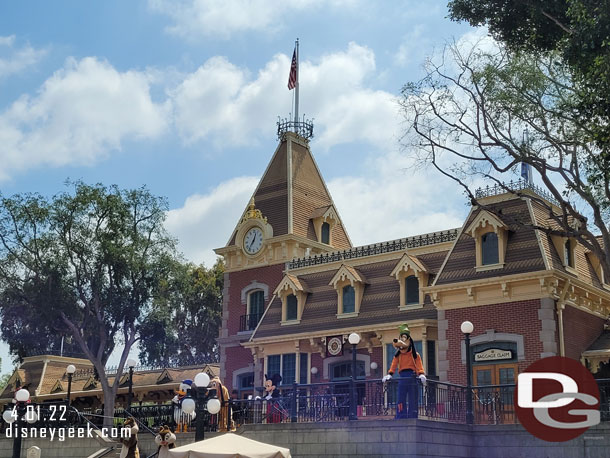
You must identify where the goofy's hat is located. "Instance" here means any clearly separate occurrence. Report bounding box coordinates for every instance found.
[398,323,411,339]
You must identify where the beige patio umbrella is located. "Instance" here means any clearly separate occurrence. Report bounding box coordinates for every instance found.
[168,433,291,458]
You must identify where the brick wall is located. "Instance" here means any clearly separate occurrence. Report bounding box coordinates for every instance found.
[562,304,605,360]
[225,264,285,336]
[445,299,544,385]
[221,263,285,392]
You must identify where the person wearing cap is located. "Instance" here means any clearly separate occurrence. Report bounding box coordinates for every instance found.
[382,324,427,419]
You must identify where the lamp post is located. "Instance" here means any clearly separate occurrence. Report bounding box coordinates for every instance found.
[126,358,137,411]
[4,388,32,458]
[66,364,76,407]
[348,332,361,421]
[461,321,475,425]
[183,372,221,441]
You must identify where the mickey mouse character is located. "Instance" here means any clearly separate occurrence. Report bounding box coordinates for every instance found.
[154,425,176,458]
[119,417,140,458]
[382,324,427,419]
[264,373,282,423]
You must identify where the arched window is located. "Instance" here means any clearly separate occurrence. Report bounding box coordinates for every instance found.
[321,222,330,244]
[481,232,499,265]
[286,294,298,320]
[405,275,419,305]
[564,240,574,268]
[342,285,355,313]
[249,290,264,317]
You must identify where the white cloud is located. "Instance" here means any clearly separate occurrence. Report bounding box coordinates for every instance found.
[0,57,169,180]
[170,42,399,151]
[328,150,466,246]
[148,0,360,40]
[0,35,16,47]
[166,176,259,266]
[0,35,47,79]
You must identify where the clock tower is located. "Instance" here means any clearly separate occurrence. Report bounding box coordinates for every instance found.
[214,128,352,395]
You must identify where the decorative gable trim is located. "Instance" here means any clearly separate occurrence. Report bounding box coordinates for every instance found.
[156,369,173,385]
[391,253,428,279]
[50,380,64,394]
[119,374,130,387]
[274,274,309,296]
[83,376,98,390]
[465,210,508,237]
[329,264,367,288]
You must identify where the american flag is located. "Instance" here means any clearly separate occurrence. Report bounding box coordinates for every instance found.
[288,47,297,90]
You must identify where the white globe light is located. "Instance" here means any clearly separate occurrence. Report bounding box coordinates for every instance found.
[207,398,221,415]
[348,332,361,345]
[126,359,137,368]
[310,367,318,375]
[25,410,38,424]
[2,410,15,424]
[66,364,76,375]
[15,389,30,402]
[461,321,474,334]
[181,398,196,415]
[370,362,378,370]
[194,372,210,388]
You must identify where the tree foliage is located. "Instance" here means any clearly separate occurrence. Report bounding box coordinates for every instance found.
[138,259,223,366]
[400,40,609,277]
[0,181,179,423]
[448,0,610,149]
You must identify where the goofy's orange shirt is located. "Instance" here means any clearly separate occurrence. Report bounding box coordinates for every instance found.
[389,351,425,375]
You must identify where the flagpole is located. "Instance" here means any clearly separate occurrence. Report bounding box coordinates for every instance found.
[294,38,299,126]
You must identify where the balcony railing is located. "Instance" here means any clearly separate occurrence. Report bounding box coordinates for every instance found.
[288,229,459,270]
[5,378,607,434]
[240,313,263,332]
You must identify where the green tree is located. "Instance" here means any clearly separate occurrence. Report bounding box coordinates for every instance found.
[0,357,13,392]
[400,41,610,277]
[0,182,179,425]
[448,0,610,149]
[138,259,223,366]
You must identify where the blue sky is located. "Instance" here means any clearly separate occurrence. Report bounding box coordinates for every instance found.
[0,0,479,372]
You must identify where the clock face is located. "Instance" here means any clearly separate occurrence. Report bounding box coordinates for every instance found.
[243,227,264,254]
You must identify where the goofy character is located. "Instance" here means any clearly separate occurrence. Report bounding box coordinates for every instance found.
[154,424,176,458]
[382,324,426,419]
[172,380,194,433]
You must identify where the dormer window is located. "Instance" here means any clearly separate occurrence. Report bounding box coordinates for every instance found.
[551,236,577,274]
[564,239,574,268]
[391,254,428,309]
[274,274,309,325]
[482,232,499,265]
[311,206,339,245]
[342,285,355,313]
[321,222,330,244]
[286,294,298,320]
[405,275,419,305]
[330,264,367,317]
[465,210,508,271]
